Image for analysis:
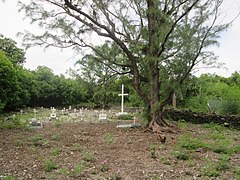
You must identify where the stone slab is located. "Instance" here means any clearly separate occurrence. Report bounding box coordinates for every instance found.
[116,123,141,128]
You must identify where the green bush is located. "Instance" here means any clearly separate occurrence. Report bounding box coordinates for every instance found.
[117,114,134,120]
[220,99,240,115]
[174,150,190,160]
[176,134,208,151]
[44,159,58,172]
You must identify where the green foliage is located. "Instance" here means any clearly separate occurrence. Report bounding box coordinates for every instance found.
[233,145,240,154]
[221,98,240,115]
[2,176,15,180]
[216,154,230,171]
[51,133,61,141]
[0,34,25,65]
[104,132,114,145]
[160,157,171,165]
[117,114,134,120]
[17,0,229,123]
[150,143,157,159]
[44,158,58,172]
[83,151,95,162]
[202,123,226,132]
[174,150,190,160]
[0,114,23,129]
[0,52,19,111]
[72,143,83,152]
[54,119,62,128]
[202,161,220,177]
[51,147,62,156]
[58,168,69,176]
[176,134,208,151]
[100,161,109,172]
[209,139,232,155]
[28,134,49,147]
[182,73,240,115]
[178,119,188,129]
[72,161,85,177]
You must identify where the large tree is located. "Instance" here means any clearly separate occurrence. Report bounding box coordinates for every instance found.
[18,0,231,131]
[0,35,25,66]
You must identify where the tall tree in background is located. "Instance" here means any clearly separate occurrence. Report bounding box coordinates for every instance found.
[0,35,25,66]
[78,42,127,108]
[18,0,231,131]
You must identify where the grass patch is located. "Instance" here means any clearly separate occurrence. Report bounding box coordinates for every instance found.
[0,115,25,129]
[104,132,114,145]
[44,158,58,172]
[233,166,240,178]
[202,160,220,177]
[2,176,15,180]
[178,119,188,129]
[176,133,208,151]
[58,168,69,176]
[83,151,95,162]
[174,150,190,160]
[51,133,61,141]
[100,160,109,172]
[160,157,171,165]
[54,119,63,128]
[233,145,240,153]
[117,114,134,120]
[28,134,49,147]
[216,154,230,171]
[72,161,85,177]
[14,139,24,146]
[150,143,157,159]
[202,123,226,132]
[208,139,232,154]
[51,147,62,156]
[72,143,82,152]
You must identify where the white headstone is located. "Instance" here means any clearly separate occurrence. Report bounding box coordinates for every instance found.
[74,108,77,113]
[99,113,107,122]
[33,108,37,118]
[49,107,57,120]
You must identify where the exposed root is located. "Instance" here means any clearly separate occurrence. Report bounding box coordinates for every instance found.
[145,120,179,143]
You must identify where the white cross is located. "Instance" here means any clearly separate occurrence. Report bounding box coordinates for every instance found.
[118,84,128,113]
[33,108,37,118]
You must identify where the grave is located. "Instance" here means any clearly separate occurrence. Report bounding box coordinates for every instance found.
[116,116,141,128]
[29,108,44,128]
[29,118,44,128]
[99,109,107,122]
[49,107,58,120]
[116,84,128,115]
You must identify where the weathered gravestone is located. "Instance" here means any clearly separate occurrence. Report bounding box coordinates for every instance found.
[116,116,141,128]
[29,109,44,128]
[99,109,107,122]
[49,107,58,120]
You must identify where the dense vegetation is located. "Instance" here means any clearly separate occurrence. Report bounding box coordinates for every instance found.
[1,35,240,115]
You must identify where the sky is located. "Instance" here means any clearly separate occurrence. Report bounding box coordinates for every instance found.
[0,1,240,77]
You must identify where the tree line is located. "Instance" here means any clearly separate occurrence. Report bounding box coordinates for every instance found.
[1,35,240,115]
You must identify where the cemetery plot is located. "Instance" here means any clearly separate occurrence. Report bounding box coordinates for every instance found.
[0,120,240,179]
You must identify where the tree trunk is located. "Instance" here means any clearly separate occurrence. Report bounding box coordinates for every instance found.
[172,92,177,109]
[147,63,169,130]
